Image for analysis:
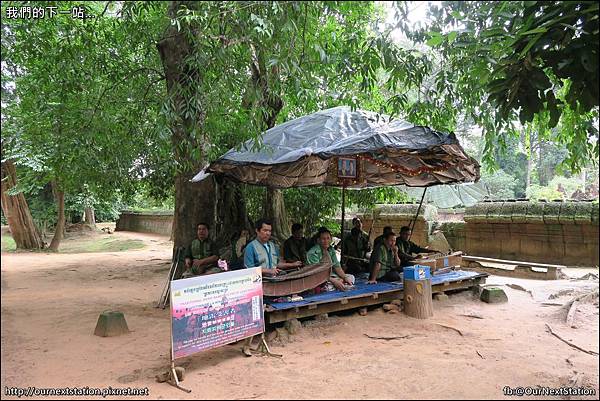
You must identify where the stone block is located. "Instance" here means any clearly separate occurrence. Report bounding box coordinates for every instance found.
[315,313,329,321]
[543,202,561,224]
[511,201,529,223]
[525,202,545,223]
[573,202,594,224]
[266,330,278,343]
[94,311,129,337]
[284,318,302,335]
[434,293,449,301]
[559,202,577,225]
[485,202,504,223]
[275,327,290,343]
[480,287,508,304]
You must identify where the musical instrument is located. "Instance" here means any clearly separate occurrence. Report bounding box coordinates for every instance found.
[262,262,332,297]
[414,251,463,273]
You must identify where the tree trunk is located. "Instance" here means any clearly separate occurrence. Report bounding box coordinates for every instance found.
[262,188,290,244]
[538,141,548,186]
[525,152,532,194]
[214,177,252,244]
[403,278,434,319]
[158,1,209,250]
[245,45,289,244]
[158,1,252,253]
[84,206,96,228]
[172,173,215,250]
[0,160,44,249]
[48,182,65,251]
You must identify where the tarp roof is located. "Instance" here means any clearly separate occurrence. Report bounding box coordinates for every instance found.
[193,106,480,188]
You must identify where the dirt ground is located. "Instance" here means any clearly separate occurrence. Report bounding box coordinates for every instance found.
[1,227,599,400]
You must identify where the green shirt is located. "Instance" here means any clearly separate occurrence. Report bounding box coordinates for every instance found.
[369,243,396,279]
[342,230,370,259]
[306,244,340,276]
[185,238,218,274]
[186,238,216,260]
[396,238,429,261]
[373,234,386,251]
[282,236,308,263]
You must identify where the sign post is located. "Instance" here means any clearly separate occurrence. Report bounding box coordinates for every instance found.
[165,267,271,392]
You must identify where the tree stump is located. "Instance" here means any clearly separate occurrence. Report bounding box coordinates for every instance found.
[403,278,433,319]
[94,311,129,337]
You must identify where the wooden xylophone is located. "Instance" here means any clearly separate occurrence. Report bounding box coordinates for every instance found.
[414,251,463,273]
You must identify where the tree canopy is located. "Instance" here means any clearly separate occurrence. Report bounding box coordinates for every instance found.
[1,1,598,249]
[393,0,598,171]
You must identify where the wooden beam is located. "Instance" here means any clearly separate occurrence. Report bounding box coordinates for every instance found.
[462,255,565,270]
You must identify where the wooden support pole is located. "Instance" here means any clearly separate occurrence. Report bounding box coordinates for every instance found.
[408,187,427,241]
[340,185,346,264]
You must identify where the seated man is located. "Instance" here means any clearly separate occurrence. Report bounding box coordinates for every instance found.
[342,217,371,275]
[282,223,308,264]
[368,231,402,284]
[373,225,393,250]
[229,229,250,270]
[307,227,354,291]
[244,218,302,276]
[396,226,440,266]
[183,222,220,277]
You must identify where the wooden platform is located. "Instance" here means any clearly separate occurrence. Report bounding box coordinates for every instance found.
[462,255,562,280]
[264,272,487,324]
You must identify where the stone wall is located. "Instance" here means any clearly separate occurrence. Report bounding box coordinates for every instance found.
[115,211,173,237]
[359,204,438,246]
[359,201,598,267]
[463,201,598,267]
[438,222,466,251]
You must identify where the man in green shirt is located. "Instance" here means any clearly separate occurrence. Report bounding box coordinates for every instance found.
[368,231,402,284]
[342,217,371,274]
[307,227,354,291]
[373,226,393,251]
[183,222,220,277]
[397,226,440,266]
[282,223,308,264]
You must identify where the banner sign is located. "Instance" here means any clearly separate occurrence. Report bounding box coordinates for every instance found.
[170,267,264,359]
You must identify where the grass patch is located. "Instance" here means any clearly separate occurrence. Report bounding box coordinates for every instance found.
[0,231,144,253]
[1,234,17,252]
[59,236,146,253]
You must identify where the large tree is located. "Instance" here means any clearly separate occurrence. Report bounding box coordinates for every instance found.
[152,1,431,248]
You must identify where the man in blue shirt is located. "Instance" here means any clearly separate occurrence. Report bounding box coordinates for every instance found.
[244,218,302,276]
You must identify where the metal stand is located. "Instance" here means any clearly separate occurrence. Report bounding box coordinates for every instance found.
[251,333,283,358]
[167,360,191,393]
[243,334,282,358]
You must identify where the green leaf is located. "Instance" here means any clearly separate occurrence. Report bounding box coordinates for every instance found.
[518,32,544,57]
[426,32,444,47]
[447,31,458,43]
[520,27,547,35]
